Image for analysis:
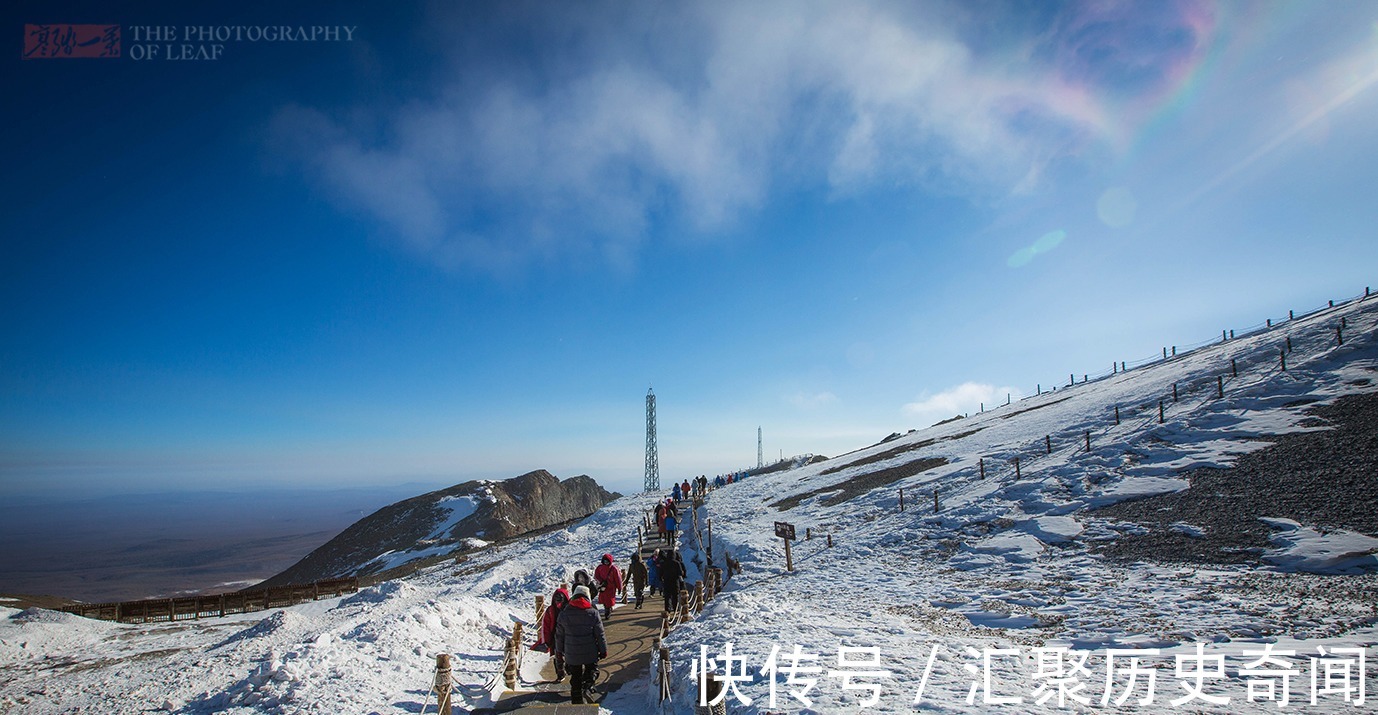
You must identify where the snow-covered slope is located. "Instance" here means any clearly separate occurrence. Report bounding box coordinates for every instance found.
[258,469,618,586]
[2,294,1376,714]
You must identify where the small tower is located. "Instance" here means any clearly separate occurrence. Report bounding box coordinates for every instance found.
[757,426,763,468]
[644,388,660,493]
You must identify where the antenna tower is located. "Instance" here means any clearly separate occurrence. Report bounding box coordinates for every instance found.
[644,388,660,493]
[757,426,763,468]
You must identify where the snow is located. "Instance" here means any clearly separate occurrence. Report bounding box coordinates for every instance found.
[1260,517,1378,574]
[2,295,1377,713]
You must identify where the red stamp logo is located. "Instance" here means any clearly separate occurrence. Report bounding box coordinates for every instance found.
[23,24,121,59]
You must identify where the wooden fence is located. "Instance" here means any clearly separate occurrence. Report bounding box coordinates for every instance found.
[58,577,359,624]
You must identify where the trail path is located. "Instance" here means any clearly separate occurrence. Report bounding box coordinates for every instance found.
[477,534,672,713]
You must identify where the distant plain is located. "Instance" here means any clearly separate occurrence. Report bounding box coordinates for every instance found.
[0,484,436,602]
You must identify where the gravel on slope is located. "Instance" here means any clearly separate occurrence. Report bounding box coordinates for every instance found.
[1094,389,1378,565]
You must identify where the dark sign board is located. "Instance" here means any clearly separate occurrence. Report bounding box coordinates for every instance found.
[774,521,796,540]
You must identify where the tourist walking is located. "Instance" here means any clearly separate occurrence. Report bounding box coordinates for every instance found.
[661,549,687,613]
[593,553,623,620]
[628,552,648,609]
[536,586,569,682]
[556,585,606,705]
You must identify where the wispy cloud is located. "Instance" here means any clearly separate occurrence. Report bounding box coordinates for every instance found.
[903,382,1021,423]
[272,1,1213,272]
[787,390,838,410]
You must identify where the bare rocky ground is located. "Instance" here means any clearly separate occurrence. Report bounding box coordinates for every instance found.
[1095,389,1378,565]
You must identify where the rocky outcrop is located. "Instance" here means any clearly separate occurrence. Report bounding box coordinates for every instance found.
[258,470,618,587]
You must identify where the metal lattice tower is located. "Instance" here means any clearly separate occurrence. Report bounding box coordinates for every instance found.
[644,388,660,493]
[757,426,763,468]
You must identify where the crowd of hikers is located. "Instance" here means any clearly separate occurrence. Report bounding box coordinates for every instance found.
[532,547,689,704]
[531,482,703,705]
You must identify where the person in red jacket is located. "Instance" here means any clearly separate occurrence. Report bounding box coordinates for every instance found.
[536,586,569,682]
[593,553,623,620]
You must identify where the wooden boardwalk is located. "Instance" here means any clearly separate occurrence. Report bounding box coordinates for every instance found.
[477,538,672,713]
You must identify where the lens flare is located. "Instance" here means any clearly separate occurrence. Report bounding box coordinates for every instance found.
[1007,229,1067,268]
[1097,187,1138,228]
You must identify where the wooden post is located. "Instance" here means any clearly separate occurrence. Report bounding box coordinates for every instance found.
[1329,300,1334,307]
[1163,347,1168,359]
[1231,358,1237,377]
[827,533,832,548]
[1280,349,1287,371]
[1045,435,1051,454]
[679,589,690,621]
[1337,326,1344,346]
[1014,457,1021,479]
[1217,375,1223,399]
[1158,400,1165,423]
[535,595,545,623]
[1084,374,1088,383]
[1172,383,1178,402]
[1172,346,1177,356]
[1121,361,1126,372]
[694,582,704,613]
[436,654,453,715]
[1223,329,1227,342]
[899,488,905,512]
[1286,336,1292,353]
[979,457,985,479]
[1230,330,1234,339]
[1070,373,1075,386]
[933,489,939,513]
[980,402,983,413]
[1085,430,1091,452]
[783,536,793,572]
[1114,405,1120,425]
[1290,309,1296,318]
[1037,383,1041,395]
[1267,318,1272,328]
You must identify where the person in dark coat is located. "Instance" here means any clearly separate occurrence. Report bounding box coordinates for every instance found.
[572,568,599,603]
[661,549,687,613]
[627,552,648,609]
[536,586,569,681]
[556,585,606,704]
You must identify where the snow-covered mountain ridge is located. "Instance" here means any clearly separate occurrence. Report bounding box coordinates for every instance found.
[259,470,619,587]
[3,291,1376,714]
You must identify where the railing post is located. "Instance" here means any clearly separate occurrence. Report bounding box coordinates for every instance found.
[1159,400,1165,423]
[979,457,985,479]
[679,590,690,622]
[1014,457,1021,479]
[436,654,453,715]
[694,582,704,613]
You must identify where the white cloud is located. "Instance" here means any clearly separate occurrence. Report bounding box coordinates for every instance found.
[903,382,1021,422]
[274,1,1119,272]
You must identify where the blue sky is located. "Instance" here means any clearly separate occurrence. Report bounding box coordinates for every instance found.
[4,1,1378,498]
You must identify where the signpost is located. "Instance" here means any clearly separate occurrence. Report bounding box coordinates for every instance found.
[774,521,796,571]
